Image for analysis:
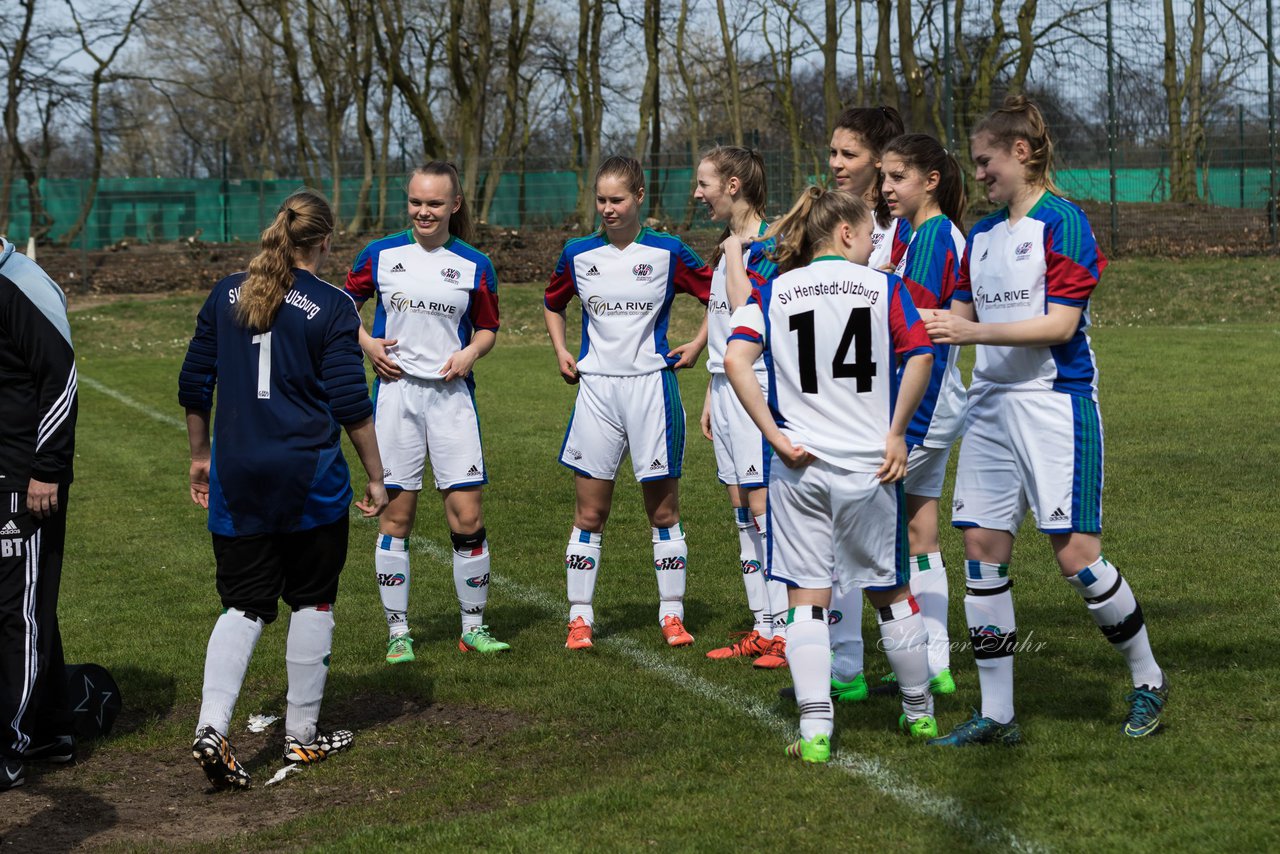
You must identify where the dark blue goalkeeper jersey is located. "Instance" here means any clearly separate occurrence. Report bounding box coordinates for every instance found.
[178,269,372,536]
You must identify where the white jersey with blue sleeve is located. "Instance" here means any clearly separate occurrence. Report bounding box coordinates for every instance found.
[956,193,1107,399]
[706,233,776,376]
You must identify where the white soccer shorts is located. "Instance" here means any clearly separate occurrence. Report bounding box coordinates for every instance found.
[709,372,769,488]
[374,374,487,491]
[559,371,685,481]
[951,386,1103,535]
[766,458,908,593]
[903,443,953,499]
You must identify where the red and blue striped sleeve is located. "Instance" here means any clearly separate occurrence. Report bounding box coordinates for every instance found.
[887,276,933,358]
[727,288,767,346]
[901,221,959,311]
[344,244,377,302]
[673,240,711,303]
[544,245,577,311]
[1044,204,1107,306]
[470,259,500,331]
[953,237,974,304]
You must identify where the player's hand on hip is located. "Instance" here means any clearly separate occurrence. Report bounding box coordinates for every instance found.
[365,337,402,381]
[877,435,908,483]
[771,435,814,469]
[556,351,580,384]
[188,460,211,509]
[440,347,477,382]
[26,478,59,519]
[357,481,389,517]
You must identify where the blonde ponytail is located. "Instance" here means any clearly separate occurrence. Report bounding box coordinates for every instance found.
[237,189,334,332]
[764,186,870,273]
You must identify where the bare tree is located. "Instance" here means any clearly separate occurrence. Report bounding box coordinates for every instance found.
[478,0,537,224]
[372,0,447,162]
[714,0,744,144]
[59,0,148,245]
[448,0,494,204]
[2,0,56,240]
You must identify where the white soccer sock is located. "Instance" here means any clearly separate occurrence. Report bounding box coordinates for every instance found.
[653,523,688,623]
[735,508,769,634]
[451,529,490,634]
[1066,556,1163,688]
[756,513,787,640]
[964,560,1016,725]
[285,605,334,744]
[829,584,864,682]
[876,596,934,722]
[909,552,951,676]
[566,527,602,625]
[375,534,411,637]
[787,605,834,740]
[197,608,263,736]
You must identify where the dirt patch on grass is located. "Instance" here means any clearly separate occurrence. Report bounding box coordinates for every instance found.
[0,696,527,851]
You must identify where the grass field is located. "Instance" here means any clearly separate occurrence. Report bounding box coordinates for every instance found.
[3,257,1278,852]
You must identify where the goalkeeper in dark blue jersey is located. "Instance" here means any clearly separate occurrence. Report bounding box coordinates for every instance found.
[178,189,388,790]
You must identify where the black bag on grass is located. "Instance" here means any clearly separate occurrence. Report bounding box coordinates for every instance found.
[65,663,122,740]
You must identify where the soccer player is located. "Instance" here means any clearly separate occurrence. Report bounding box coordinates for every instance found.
[824,105,911,702]
[692,146,790,668]
[723,186,937,762]
[0,237,78,791]
[924,96,1167,745]
[180,189,388,789]
[346,162,510,663]
[544,155,711,651]
[876,133,970,695]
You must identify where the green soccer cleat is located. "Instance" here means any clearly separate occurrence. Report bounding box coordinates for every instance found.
[1123,678,1168,738]
[831,673,869,703]
[459,625,511,653]
[927,710,1022,747]
[930,669,956,695]
[899,714,939,740]
[784,733,832,763]
[386,634,415,664]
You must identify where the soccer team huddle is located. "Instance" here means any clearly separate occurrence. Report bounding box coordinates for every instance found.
[180,95,1168,789]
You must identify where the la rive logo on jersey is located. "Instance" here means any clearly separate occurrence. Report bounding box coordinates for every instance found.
[632,262,655,282]
[585,295,655,317]
[388,291,458,317]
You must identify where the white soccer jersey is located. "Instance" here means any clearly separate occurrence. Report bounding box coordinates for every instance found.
[728,257,932,473]
[345,232,499,381]
[706,236,775,376]
[545,228,710,376]
[957,193,1107,399]
[868,217,905,271]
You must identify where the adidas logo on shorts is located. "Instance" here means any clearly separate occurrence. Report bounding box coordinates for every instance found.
[745,465,758,476]
[1049,507,1069,523]
[467,465,481,477]
[585,265,600,276]
[0,520,19,536]
[389,262,406,273]
[649,458,664,471]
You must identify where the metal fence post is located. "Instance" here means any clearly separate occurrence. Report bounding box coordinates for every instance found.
[1269,0,1277,244]
[1107,0,1118,254]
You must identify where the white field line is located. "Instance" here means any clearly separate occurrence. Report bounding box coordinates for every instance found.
[389,526,1047,854]
[79,375,186,431]
[87,376,1045,853]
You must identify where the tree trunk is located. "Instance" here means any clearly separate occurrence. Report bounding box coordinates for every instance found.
[715,0,744,145]
[575,0,605,230]
[372,0,447,161]
[448,0,494,205]
[480,0,536,224]
[875,0,896,108]
[897,0,927,128]
[676,0,699,228]
[822,0,840,131]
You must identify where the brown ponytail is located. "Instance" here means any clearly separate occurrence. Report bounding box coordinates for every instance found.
[764,186,871,274]
[410,161,474,243]
[972,94,1061,196]
[701,145,768,267]
[237,189,334,332]
[882,133,968,229]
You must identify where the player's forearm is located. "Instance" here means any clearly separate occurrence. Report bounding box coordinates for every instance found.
[344,417,385,485]
[185,408,212,459]
[725,348,779,445]
[724,248,752,310]
[467,328,498,360]
[971,304,1081,347]
[543,308,570,355]
[891,354,934,438]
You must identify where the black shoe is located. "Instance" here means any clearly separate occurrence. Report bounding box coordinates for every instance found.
[192,725,251,790]
[24,734,75,764]
[1,757,25,791]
